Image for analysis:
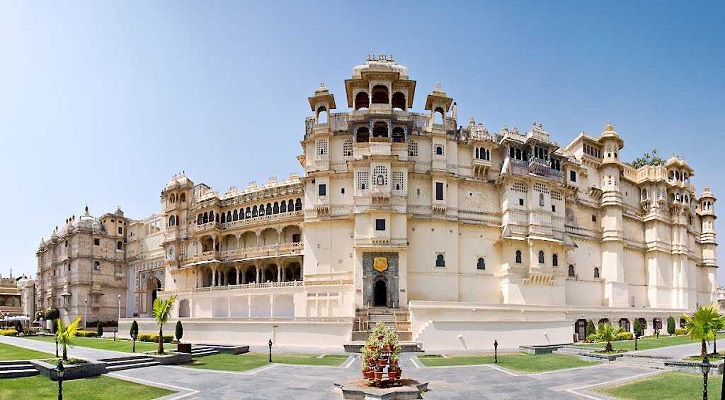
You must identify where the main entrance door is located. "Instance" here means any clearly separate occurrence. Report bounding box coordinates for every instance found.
[374,280,387,306]
[575,319,587,341]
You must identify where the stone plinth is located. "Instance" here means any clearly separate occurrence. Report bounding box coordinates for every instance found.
[336,379,428,400]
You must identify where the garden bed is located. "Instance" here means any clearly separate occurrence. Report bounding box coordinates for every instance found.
[146,352,192,365]
[31,359,106,381]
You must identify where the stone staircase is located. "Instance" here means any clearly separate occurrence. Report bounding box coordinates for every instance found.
[346,307,421,352]
[191,345,220,357]
[614,354,671,370]
[98,355,161,372]
[0,360,38,379]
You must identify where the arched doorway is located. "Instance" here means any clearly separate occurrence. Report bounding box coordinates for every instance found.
[374,280,387,307]
[147,277,161,313]
[575,319,587,341]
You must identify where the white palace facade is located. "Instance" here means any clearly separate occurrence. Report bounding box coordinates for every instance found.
[43,57,719,350]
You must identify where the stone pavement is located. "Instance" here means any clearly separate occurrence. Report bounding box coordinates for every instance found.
[0,335,706,399]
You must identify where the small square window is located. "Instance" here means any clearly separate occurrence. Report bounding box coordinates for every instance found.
[569,170,577,182]
[375,219,386,231]
[519,198,524,206]
[318,184,327,196]
[94,261,100,271]
[118,227,123,234]
[117,241,123,250]
[592,215,597,222]
[551,205,556,212]
[94,238,100,246]
[435,182,444,201]
[341,188,345,194]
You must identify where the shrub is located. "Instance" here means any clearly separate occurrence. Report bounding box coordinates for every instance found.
[667,316,676,335]
[44,308,59,321]
[130,320,139,339]
[96,322,104,337]
[616,332,634,341]
[14,320,23,333]
[633,319,643,337]
[76,330,98,337]
[0,329,18,336]
[586,320,596,337]
[175,321,183,343]
[675,327,688,336]
[138,333,173,343]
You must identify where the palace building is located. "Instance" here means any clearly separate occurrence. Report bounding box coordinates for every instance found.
[40,57,718,350]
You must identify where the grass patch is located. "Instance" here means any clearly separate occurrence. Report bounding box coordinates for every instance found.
[683,351,725,361]
[187,352,348,372]
[417,353,593,372]
[27,335,158,353]
[597,371,721,399]
[0,375,172,400]
[577,335,695,352]
[0,342,53,360]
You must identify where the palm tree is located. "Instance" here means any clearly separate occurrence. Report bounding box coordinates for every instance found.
[152,296,176,354]
[591,322,624,352]
[56,316,82,361]
[682,304,723,357]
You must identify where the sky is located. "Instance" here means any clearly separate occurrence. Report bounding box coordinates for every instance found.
[1,1,724,282]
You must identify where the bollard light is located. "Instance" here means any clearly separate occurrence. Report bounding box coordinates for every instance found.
[56,360,65,400]
[701,355,711,400]
[494,340,498,364]
[268,339,273,363]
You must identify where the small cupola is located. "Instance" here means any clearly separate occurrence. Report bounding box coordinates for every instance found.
[425,83,453,126]
[308,82,336,125]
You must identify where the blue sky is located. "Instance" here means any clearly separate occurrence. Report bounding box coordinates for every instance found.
[1,2,724,282]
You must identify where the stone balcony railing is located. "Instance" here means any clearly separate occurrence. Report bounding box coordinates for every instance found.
[218,210,303,230]
[188,277,353,293]
[181,242,303,266]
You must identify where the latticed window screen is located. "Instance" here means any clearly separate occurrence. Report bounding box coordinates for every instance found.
[316,139,328,156]
[408,141,418,156]
[342,139,353,157]
[357,171,369,190]
[551,191,562,201]
[512,182,528,192]
[392,171,405,192]
[373,166,388,185]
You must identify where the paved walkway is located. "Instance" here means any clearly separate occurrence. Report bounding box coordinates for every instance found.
[0,335,713,399]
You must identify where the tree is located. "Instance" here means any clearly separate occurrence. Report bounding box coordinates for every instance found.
[667,316,676,335]
[152,296,176,354]
[45,308,60,333]
[628,149,665,169]
[682,304,723,357]
[591,322,624,352]
[633,318,643,338]
[130,320,139,353]
[175,321,184,343]
[586,320,596,338]
[96,321,104,338]
[14,320,23,334]
[57,316,82,361]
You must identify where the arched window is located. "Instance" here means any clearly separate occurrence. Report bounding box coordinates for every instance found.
[538,250,545,264]
[280,201,287,213]
[273,202,279,214]
[355,92,369,110]
[220,213,225,223]
[203,212,208,223]
[266,203,272,215]
[258,205,265,216]
[252,206,258,218]
[568,265,575,277]
[197,214,203,225]
[433,107,444,125]
[316,106,328,124]
[435,145,444,155]
[552,253,558,267]
[356,127,369,143]
[288,199,294,212]
[392,92,406,110]
[373,121,388,138]
[371,85,389,104]
[295,198,302,211]
[168,215,176,227]
[477,257,485,270]
[515,250,522,264]
[594,267,600,278]
[239,209,245,220]
[539,193,545,207]
[245,207,251,218]
[209,211,214,221]
[233,210,238,221]
[180,193,186,202]
[392,127,405,143]
[435,254,445,267]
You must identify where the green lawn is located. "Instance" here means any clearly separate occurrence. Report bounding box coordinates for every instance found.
[417,353,593,373]
[597,372,721,399]
[0,375,173,400]
[27,335,159,353]
[187,352,349,372]
[577,335,695,352]
[0,342,53,360]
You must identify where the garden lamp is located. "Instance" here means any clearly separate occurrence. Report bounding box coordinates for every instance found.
[268,339,273,363]
[56,360,65,400]
[701,355,710,400]
[494,340,498,363]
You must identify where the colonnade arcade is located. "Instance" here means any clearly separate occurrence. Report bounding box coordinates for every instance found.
[196,258,302,288]
[194,224,302,254]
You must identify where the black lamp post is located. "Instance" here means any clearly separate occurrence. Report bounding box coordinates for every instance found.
[701,355,711,400]
[268,339,273,363]
[720,352,725,400]
[56,360,65,400]
[634,335,638,351]
[55,336,59,358]
[494,340,498,363]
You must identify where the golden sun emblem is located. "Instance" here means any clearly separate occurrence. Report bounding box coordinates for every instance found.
[373,257,388,272]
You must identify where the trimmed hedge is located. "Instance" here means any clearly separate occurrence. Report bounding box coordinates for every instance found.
[0,329,18,336]
[616,332,634,341]
[675,328,688,336]
[76,330,98,338]
[138,333,173,343]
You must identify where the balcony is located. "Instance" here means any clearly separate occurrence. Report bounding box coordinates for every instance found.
[193,280,304,292]
[508,158,563,181]
[220,210,302,230]
[196,221,221,233]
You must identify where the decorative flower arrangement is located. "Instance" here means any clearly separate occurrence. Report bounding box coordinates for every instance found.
[361,322,402,385]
